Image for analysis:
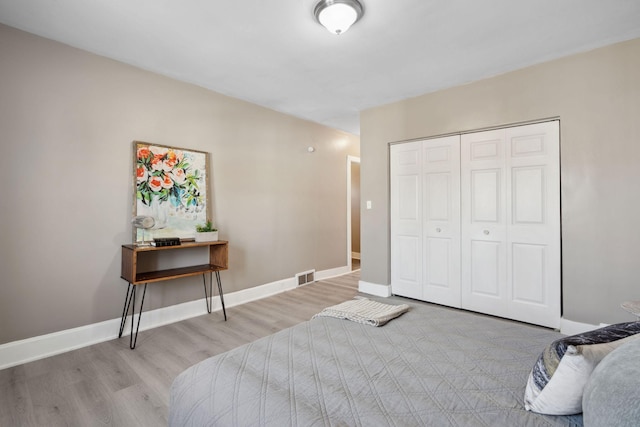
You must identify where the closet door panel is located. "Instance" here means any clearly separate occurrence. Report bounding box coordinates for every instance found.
[470,240,501,296]
[398,175,419,218]
[506,122,560,328]
[461,130,508,318]
[396,236,420,283]
[512,167,544,224]
[426,173,450,220]
[426,237,451,286]
[422,136,461,308]
[511,243,545,303]
[471,169,501,222]
[390,142,423,299]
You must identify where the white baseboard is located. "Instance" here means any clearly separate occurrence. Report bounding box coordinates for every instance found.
[316,266,351,281]
[560,318,600,335]
[0,266,346,371]
[10,266,594,370]
[358,280,391,297]
[351,252,361,260]
[355,284,609,337]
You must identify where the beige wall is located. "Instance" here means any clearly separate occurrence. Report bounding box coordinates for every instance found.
[360,37,640,326]
[0,24,359,345]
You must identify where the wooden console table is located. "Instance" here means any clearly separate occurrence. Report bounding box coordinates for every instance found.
[119,240,228,349]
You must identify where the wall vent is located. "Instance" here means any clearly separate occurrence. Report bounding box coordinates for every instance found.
[296,269,315,286]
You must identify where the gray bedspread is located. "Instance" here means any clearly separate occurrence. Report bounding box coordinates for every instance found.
[169,299,583,426]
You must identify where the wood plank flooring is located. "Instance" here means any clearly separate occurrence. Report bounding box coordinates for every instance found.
[0,271,360,427]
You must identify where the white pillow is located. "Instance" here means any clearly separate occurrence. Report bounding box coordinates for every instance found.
[524,323,640,415]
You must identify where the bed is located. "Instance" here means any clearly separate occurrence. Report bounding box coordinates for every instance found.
[169,297,583,426]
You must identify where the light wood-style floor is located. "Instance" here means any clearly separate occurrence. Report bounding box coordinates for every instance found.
[0,271,361,427]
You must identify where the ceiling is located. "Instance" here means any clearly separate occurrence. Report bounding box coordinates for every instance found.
[1,1,639,135]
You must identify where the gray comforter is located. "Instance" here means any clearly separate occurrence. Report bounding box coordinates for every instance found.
[170,299,583,426]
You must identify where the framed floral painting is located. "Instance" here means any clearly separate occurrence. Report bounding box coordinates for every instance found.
[132,141,210,242]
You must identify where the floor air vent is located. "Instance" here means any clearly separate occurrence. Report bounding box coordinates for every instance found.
[296,269,315,286]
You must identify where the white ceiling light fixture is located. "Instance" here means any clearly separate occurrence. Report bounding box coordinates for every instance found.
[314,0,364,35]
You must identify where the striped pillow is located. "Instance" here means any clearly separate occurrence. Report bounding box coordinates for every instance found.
[524,321,640,415]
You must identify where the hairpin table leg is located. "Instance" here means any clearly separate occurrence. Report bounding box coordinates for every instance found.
[202,273,213,314]
[216,271,227,321]
[203,272,226,320]
[129,283,147,349]
[118,282,147,349]
[119,283,134,338]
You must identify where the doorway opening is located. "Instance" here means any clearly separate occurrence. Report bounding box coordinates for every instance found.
[347,156,361,271]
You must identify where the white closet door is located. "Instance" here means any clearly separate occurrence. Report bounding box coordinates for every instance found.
[461,122,560,328]
[461,130,508,318]
[390,141,422,299]
[505,121,561,328]
[422,136,461,307]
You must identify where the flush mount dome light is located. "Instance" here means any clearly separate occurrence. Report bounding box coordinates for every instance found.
[314,0,364,35]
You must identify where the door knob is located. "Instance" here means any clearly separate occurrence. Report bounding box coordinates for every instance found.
[483,229,490,235]
[436,227,441,233]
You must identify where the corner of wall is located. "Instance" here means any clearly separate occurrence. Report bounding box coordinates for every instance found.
[358,280,391,297]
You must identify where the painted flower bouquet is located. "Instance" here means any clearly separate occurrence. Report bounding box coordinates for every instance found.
[135,145,203,210]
